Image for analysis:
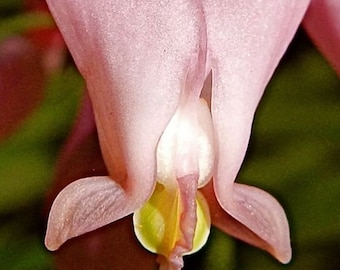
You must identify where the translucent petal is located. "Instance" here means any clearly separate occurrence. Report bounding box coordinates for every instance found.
[156,99,214,188]
[45,176,142,251]
[203,182,291,264]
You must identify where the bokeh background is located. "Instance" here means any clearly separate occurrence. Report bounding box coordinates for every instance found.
[1,1,339,269]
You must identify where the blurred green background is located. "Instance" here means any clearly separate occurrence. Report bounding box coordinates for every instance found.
[1,1,339,269]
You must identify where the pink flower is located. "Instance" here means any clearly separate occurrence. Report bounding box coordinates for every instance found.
[44,0,339,269]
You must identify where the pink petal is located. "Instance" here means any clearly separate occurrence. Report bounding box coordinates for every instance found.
[44,94,123,251]
[303,0,340,75]
[45,1,212,252]
[203,182,291,264]
[45,97,139,250]
[157,174,199,269]
[200,1,308,263]
[46,0,207,208]
[203,0,309,206]
[45,107,156,269]
[45,176,136,251]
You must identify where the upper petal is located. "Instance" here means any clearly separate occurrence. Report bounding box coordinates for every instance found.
[303,0,340,75]
[46,0,207,206]
[203,0,310,203]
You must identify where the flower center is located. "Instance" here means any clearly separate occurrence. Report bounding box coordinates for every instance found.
[133,98,214,265]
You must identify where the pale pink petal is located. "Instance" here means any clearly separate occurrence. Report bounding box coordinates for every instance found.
[157,174,198,270]
[303,0,340,75]
[203,0,309,206]
[45,176,137,251]
[200,1,308,263]
[203,182,291,264]
[46,0,206,209]
[205,0,309,253]
[230,183,291,263]
[45,101,156,269]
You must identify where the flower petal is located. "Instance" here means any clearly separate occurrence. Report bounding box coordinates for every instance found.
[231,183,291,263]
[303,0,340,75]
[156,98,214,188]
[45,99,156,269]
[203,0,309,206]
[45,176,136,251]
[167,175,209,267]
[46,0,207,207]
[203,182,291,264]
[160,175,198,269]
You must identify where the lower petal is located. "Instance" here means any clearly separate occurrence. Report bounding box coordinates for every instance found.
[203,182,291,264]
[45,176,142,251]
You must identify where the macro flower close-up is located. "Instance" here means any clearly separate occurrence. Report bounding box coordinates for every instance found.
[42,0,339,269]
[0,0,339,270]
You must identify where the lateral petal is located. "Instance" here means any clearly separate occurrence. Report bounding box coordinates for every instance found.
[45,176,136,251]
[231,183,291,263]
[203,182,291,264]
[45,100,156,269]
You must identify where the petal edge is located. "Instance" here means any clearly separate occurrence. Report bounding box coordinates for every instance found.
[45,176,141,251]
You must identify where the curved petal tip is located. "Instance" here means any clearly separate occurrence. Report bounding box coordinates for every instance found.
[233,183,292,263]
[45,176,141,251]
[212,182,291,264]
